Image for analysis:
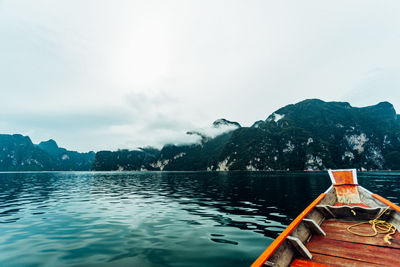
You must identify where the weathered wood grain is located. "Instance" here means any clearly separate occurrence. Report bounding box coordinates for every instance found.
[306,236,400,266]
[321,220,400,248]
[292,253,381,267]
[290,258,330,267]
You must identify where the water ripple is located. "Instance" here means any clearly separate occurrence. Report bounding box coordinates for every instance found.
[0,171,398,266]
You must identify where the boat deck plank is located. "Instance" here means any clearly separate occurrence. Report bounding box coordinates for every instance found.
[321,220,400,248]
[291,219,400,266]
[291,254,380,267]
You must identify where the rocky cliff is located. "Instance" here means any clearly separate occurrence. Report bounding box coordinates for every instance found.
[92,99,400,171]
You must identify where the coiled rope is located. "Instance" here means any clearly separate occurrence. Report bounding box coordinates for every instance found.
[346,206,397,245]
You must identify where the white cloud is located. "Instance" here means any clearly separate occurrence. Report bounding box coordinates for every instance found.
[1,0,400,151]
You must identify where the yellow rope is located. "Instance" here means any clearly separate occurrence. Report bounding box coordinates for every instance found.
[346,207,397,245]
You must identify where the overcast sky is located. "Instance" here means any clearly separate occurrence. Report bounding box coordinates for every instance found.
[1,1,400,152]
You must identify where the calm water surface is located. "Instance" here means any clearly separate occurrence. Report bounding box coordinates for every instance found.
[0,171,399,267]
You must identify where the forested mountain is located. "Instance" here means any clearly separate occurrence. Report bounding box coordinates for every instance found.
[0,135,95,171]
[92,99,400,171]
[3,99,400,171]
[38,139,95,170]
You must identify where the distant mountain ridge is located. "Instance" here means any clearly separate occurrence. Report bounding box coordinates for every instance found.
[0,134,95,171]
[220,99,400,171]
[38,139,95,170]
[93,99,400,171]
[3,99,400,171]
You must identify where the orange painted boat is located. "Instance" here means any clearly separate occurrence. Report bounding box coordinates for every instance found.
[252,169,400,267]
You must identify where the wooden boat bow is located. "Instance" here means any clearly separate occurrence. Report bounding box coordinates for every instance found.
[252,169,400,267]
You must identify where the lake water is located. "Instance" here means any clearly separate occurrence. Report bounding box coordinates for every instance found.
[0,171,399,267]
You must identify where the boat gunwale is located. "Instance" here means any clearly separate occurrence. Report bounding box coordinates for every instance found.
[371,193,400,213]
[251,191,329,267]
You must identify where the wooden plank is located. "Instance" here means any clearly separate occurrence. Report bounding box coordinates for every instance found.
[287,236,312,259]
[269,206,327,267]
[319,186,337,206]
[306,236,400,266]
[303,218,326,236]
[316,205,336,218]
[267,240,296,267]
[293,253,381,267]
[334,185,361,204]
[358,186,386,208]
[328,169,361,204]
[390,212,400,230]
[328,169,357,185]
[263,261,276,266]
[290,258,330,267]
[321,220,400,248]
[251,193,327,267]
